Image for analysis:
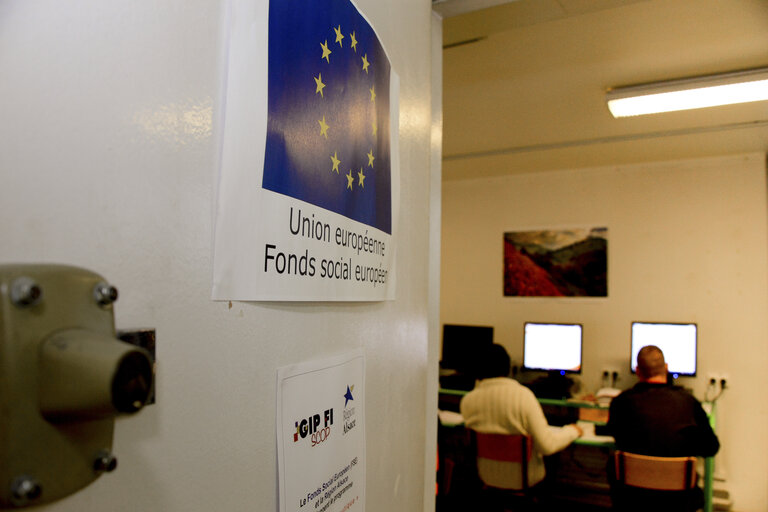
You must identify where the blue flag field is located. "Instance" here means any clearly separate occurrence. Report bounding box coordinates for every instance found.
[263,0,392,234]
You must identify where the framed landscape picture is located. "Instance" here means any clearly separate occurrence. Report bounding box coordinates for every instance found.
[503,227,607,297]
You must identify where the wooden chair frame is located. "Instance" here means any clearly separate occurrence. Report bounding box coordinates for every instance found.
[614,451,696,491]
[474,432,533,491]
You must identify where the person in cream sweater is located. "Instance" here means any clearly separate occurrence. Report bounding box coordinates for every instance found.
[460,344,583,491]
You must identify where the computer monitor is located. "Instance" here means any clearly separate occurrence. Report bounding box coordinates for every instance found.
[630,322,697,378]
[523,322,583,374]
[441,324,494,375]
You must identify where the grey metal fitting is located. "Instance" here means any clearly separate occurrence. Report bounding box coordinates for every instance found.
[10,476,42,506]
[93,282,118,306]
[10,277,42,307]
[93,451,118,473]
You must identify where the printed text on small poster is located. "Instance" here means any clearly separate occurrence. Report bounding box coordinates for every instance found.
[277,350,365,512]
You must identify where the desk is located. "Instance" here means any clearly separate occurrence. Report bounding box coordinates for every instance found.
[438,388,715,512]
[573,431,615,448]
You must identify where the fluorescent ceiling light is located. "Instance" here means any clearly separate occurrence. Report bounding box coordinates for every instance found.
[606,67,768,118]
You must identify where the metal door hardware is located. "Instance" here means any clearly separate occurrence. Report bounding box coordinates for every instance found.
[0,264,154,508]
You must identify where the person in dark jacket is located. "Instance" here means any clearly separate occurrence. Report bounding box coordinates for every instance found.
[607,345,719,511]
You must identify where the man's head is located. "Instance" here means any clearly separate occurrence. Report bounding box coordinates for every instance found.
[636,345,668,383]
[476,343,511,379]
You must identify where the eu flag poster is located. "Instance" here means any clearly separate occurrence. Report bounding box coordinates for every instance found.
[213,0,399,301]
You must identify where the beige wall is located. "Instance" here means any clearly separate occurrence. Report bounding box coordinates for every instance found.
[441,153,768,511]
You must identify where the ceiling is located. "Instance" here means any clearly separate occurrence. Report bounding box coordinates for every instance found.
[436,0,768,180]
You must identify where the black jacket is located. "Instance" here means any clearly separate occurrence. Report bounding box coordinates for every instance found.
[607,382,719,457]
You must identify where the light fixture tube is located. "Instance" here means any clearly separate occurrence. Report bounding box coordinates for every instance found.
[606,67,768,118]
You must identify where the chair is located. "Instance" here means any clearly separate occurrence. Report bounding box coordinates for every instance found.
[613,451,699,511]
[473,431,535,511]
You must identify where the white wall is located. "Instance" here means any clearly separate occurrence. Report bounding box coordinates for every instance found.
[441,153,768,512]
[0,1,437,511]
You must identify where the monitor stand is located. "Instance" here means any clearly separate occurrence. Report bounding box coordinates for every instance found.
[527,371,574,399]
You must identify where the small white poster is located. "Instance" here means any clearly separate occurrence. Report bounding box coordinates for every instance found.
[277,350,365,512]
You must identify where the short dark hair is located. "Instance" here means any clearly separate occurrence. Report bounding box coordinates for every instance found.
[637,345,666,379]
[476,344,511,379]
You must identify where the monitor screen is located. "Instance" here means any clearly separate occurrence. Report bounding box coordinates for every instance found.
[441,324,494,374]
[630,322,697,377]
[523,323,583,374]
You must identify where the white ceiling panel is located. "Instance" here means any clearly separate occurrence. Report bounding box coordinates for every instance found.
[440,0,768,179]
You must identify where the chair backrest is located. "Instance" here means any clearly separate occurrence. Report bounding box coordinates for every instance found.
[614,451,696,491]
[474,432,533,490]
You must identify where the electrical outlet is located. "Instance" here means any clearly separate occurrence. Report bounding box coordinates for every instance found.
[599,369,610,389]
[706,373,730,393]
[601,368,620,388]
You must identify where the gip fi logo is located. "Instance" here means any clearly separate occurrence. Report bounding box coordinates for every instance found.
[294,408,334,447]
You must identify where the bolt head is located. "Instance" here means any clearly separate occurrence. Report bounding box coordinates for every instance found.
[10,276,43,307]
[94,451,118,473]
[93,282,118,306]
[10,476,42,506]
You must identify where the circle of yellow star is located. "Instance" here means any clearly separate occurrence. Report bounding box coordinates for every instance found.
[361,54,370,73]
[334,25,344,47]
[330,151,341,173]
[314,73,326,98]
[358,167,366,188]
[346,170,355,190]
[350,31,358,52]
[367,150,375,167]
[370,85,376,102]
[320,40,332,63]
[318,116,329,138]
